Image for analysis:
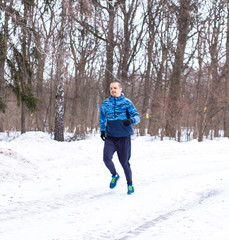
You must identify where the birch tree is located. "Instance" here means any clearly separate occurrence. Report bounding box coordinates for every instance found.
[54,0,68,141]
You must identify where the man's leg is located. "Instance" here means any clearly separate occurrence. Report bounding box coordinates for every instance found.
[116,136,132,185]
[103,136,117,176]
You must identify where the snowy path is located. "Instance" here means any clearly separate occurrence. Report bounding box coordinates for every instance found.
[0,132,229,240]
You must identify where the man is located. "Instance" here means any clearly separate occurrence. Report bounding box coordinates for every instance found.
[100,81,140,195]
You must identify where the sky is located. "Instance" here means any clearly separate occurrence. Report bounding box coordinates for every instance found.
[0,131,229,240]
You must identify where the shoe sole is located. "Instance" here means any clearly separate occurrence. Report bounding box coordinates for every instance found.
[127,191,134,195]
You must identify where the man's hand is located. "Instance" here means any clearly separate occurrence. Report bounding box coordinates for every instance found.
[100,131,106,141]
[123,119,133,127]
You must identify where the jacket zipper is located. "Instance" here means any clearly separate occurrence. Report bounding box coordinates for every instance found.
[114,98,116,117]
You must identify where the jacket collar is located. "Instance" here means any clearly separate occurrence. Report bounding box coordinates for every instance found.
[109,93,125,101]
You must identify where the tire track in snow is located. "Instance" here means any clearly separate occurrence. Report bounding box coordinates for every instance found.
[118,189,222,240]
[0,189,114,222]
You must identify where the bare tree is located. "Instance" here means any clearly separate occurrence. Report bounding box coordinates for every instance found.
[195,0,226,141]
[32,0,56,131]
[117,0,145,90]
[195,25,209,142]
[223,2,229,137]
[0,0,12,128]
[104,0,116,98]
[165,0,192,140]
[91,0,124,97]
[145,0,168,137]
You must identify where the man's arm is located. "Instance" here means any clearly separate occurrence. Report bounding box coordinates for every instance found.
[99,104,107,131]
[128,102,140,125]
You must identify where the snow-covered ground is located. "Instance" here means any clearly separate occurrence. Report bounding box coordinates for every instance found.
[0,131,229,240]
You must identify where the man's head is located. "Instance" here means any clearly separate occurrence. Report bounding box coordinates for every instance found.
[110,81,122,97]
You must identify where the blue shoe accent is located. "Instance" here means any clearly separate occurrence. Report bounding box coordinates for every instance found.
[110,174,120,189]
[127,184,134,195]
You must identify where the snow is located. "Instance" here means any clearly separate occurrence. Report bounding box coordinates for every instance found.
[0,131,229,240]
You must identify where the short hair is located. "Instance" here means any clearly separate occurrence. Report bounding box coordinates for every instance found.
[111,81,122,88]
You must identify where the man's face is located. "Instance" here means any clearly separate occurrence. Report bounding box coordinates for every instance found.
[110,82,122,97]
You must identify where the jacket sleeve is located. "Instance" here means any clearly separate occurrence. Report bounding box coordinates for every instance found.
[128,101,140,125]
[99,103,107,131]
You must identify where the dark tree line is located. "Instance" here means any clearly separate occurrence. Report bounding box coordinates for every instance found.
[0,0,229,141]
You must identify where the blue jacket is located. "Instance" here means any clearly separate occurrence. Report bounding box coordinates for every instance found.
[100,93,140,137]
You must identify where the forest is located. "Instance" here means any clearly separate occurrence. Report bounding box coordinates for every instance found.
[0,0,229,142]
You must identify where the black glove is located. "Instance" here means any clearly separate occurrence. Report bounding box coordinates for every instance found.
[100,131,106,141]
[123,119,133,127]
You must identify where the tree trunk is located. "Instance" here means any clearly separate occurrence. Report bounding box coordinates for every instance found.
[119,1,131,86]
[139,51,151,136]
[104,1,115,98]
[21,101,26,134]
[198,2,224,140]
[54,0,67,141]
[224,4,229,138]
[139,0,153,136]
[165,0,191,139]
[35,35,46,131]
[20,1,28,134]
[0,31,6,131]
[0,0,10,130]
